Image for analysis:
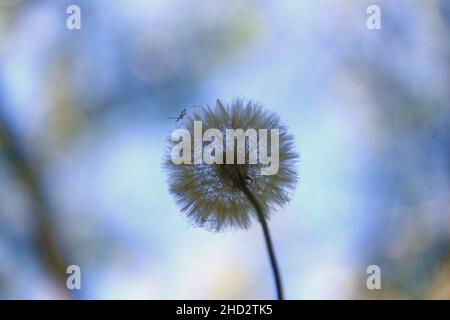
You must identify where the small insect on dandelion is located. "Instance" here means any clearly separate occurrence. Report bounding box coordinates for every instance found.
[164,98,299,299]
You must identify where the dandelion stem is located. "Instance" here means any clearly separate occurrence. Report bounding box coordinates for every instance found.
[239,180,284,300]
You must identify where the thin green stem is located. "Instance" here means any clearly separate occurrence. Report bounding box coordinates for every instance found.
[239,180,284,300]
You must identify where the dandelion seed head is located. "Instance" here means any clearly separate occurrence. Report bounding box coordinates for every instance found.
[164,98,298,231]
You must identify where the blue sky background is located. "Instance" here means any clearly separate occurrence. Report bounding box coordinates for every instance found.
[0,0,449,299]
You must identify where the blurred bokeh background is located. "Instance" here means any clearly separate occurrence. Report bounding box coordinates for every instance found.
[0,0,449,299]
